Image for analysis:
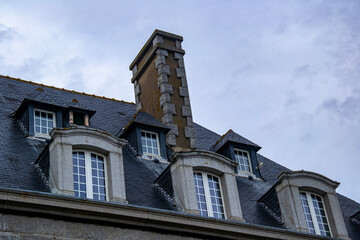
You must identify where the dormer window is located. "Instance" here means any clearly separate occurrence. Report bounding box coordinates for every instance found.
[141,130,160,157]
[69,110,89,126]
[34,108,56,136]
[300,192,331,237]
[193,172,225,219]
[234,149,252,173]
[272,171,349,239]
[73,151,107,200]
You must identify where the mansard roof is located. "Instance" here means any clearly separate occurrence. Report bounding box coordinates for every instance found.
[0,75,359,239]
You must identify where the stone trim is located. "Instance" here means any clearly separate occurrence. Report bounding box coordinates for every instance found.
[152,35,163,47]
[132,65,138,77]
[174,51,197,149]
[48,127,128,204]
[133,80,142,111]
[154,48,177,147]
[275,170,349,239]
[170,150,242,222]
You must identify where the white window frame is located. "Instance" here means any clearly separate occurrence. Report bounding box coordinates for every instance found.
[73,150,109,201]
[34,108,56,137]
[234,149,253,174]
[140,129,161,157]
[300,192,332,237]
[193,172,227,219]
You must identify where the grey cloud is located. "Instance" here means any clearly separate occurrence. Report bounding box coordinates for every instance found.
[0,23,18,42]
[320,96,360,121]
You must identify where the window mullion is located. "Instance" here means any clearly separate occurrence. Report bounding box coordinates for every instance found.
[85,152,93,199]
[202,173,213,217]
[307,193,320,235]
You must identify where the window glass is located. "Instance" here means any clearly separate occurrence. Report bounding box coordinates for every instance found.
[234,149,251,172]
[193,172,225,219]
[300,192,331,237]
[141,130,160,156]
[73,151,107,200]
[34,109,56,135]
[194,173,208,217]
[73,112,85,126]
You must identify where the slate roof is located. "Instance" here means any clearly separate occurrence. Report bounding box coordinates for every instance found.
[120,109,170,137]
[0,75,359,239]
[211,129,261,152]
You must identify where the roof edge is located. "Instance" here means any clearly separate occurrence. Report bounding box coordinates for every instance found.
[0,74,135,105]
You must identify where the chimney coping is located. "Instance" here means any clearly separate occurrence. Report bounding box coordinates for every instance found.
[129,29,183,71]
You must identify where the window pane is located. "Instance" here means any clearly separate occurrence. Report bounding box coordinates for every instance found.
[300,192,316,234]
[91,154,106,201]
[207,175,225,219]
[234,150,251,173]
[193,173,208,217]
[34,110,55,135]
[311,194,331,237]
[141,131,160,156]
[73,152,87,198]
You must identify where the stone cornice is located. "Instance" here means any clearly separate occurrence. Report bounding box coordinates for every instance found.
[172,150,238,168]
[277,170,340,189]
[0,187,333,240]
[50,127,127,147]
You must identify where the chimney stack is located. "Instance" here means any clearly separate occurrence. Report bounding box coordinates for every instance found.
[129,30,196,150]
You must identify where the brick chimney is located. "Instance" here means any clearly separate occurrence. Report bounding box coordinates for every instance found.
[129,30,196,150]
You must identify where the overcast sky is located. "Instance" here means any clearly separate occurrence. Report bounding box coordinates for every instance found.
[1,0,359,203]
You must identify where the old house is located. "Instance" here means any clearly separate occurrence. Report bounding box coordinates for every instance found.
[0,30,359,239]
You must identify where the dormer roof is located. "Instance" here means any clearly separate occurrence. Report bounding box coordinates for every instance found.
[211,129,261,152]
[120,109,170,137]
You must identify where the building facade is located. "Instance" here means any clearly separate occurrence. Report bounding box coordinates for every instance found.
[0,30,359,240]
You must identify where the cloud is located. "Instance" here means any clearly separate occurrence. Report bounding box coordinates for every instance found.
[0,23,18,42]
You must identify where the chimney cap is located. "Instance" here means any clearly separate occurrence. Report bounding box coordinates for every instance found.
[129,29,183,70]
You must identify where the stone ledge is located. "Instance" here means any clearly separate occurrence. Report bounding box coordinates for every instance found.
[0,187,333,240]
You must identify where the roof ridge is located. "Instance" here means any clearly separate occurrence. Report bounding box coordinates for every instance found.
[0,74,135,105]
[212,129,233,148]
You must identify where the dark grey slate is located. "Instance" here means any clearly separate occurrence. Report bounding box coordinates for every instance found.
[211,129,261,152]
[0,76,359,239]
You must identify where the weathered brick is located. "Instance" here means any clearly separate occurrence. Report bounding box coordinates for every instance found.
[156,49,168,57]
[152,35,163,46]
[176,68,186,78]
[174,52,183,60]
[182,106,192,117]
[167,123,179,136]
[166,134,176,146]
[178,59,184,69]
[160,93,171,107]
[134,84,141,96]
[160,84,173,94]
[157,74,168,84]
[184,127,195,138]
[181,78,188,88]
[155,55,166,68]
[175,40,182,49]
[132,65,138,77]
[158,65,170,75]
[187,116,194,127]
[183,97,190,107]
[179,87,189,97]
[163,103,176,115]
[162,113,173,124]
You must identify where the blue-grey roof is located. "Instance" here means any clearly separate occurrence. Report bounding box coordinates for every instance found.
[0,75,359,239]
[211,129,261,152]
[120,109,170,136]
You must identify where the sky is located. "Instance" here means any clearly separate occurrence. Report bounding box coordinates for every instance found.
[0,0,359,203]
